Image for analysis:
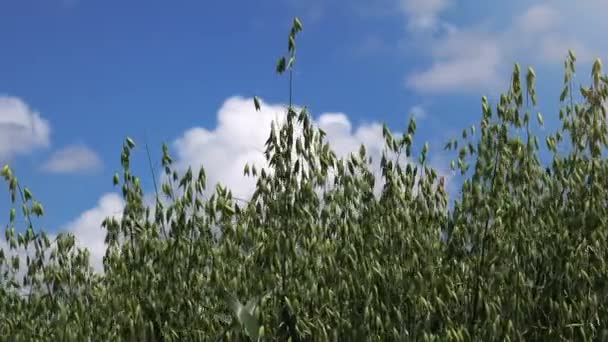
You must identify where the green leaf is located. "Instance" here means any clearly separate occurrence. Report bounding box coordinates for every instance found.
[31,201,44,216]
[293,17,303,32]
[125,136,136,149]
[593,58,603,76]
[526,66,535,86]
[288,35,296,52]
[1,165,10,180]
[253,96,261,111]
[560,86,569,102]
[276,56,287,74]
[223,203,235,214]
[23,187,32,201]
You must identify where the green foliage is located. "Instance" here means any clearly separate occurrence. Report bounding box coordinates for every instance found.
[3,17,608,341]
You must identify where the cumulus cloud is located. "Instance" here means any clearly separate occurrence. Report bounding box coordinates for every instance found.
[42,144,102,174]
[317,113,385,157]
[404,1,607,93]
[172,97,399,199]
[0,96,50,161]
[171,96,452,202]
[173,96,284,200]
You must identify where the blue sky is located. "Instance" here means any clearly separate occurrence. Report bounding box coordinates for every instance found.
[1,0,607,269]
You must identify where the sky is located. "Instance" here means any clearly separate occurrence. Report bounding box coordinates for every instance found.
[1,0,608,271]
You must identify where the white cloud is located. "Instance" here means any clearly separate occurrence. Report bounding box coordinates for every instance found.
[0,96,50,161]
[508,4,594,65]
[406,24,504,93]
[172,97,395,199]
[171,96,452,201]
[42,144,102,174]
[407,27,503,93]
[173,96,284,200]
[317,113,385,160]
[403,1,608,93]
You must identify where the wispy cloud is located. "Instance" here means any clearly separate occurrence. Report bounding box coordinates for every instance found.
[42,144,102,174]
[402,1,606,93]
[409,105,427,120]
[399,0,451,32]
[406,28,503,93]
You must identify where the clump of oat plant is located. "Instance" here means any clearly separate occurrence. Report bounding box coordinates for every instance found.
[2,18,608,341]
